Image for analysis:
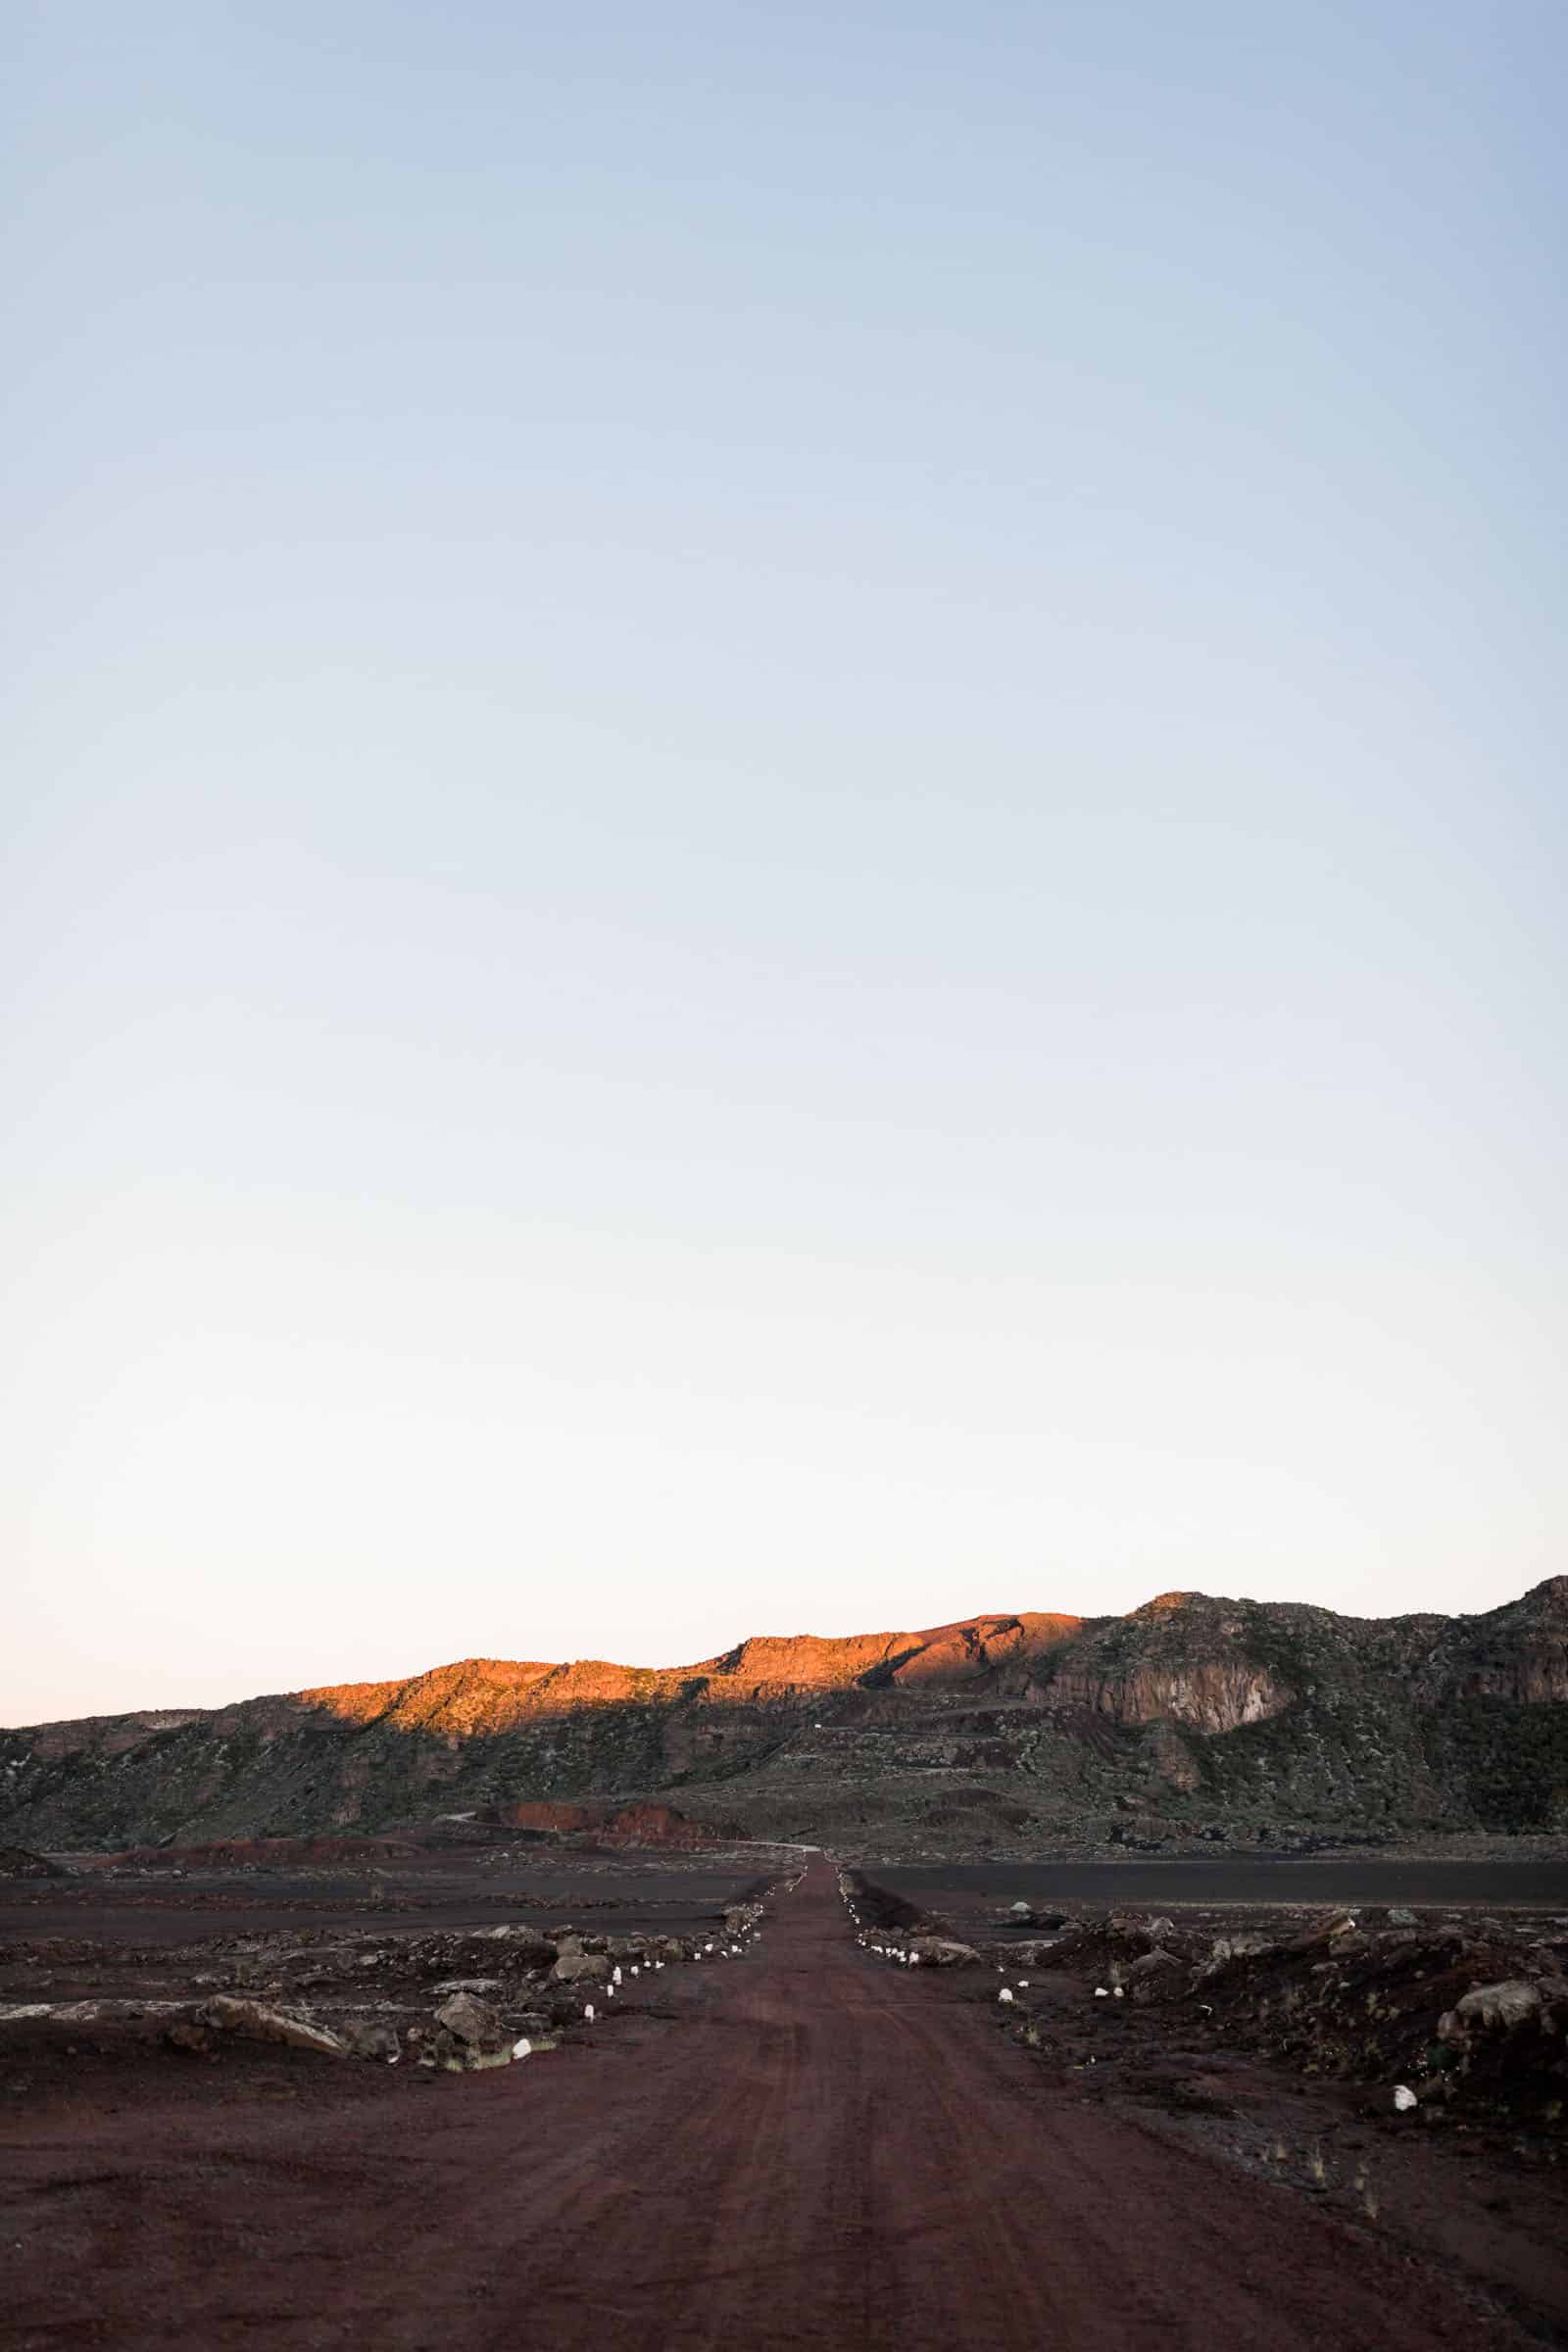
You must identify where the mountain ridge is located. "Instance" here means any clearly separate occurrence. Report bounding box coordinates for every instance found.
[3,1579,1564,1852]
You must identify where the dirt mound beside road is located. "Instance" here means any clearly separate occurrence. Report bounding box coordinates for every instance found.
[487,1798,739,1847]
[855,1864,1568,2144]
[0,1846,66,1879]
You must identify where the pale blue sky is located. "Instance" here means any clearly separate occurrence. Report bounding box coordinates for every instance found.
[4,3,1564,1722]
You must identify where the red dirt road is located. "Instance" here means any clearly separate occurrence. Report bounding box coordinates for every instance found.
[2,1857,1530,2351]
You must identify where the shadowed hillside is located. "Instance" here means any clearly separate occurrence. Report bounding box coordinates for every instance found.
[3,1584,1565,1853]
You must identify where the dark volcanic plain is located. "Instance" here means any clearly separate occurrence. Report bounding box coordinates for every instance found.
[3,1841,1567,2351]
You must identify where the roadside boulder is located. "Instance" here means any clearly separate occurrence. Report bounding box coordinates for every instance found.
[1127,1949,1186,2003]
[909,1936,982,1968]
[1128,1948,1183,1980]
[542,1983,597,2026]
[1440,1981,1543,2038]
[1207,1934,1276,1967]
[475,1928,559,1966]
[552,1950,611,1984]
[411,1993,515,2073]
[342,2019,402,2063]
[435,1990,505,2046]
[1289,1912,1357,1954]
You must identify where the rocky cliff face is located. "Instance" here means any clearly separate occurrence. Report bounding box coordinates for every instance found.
[2,1582,1564,1853]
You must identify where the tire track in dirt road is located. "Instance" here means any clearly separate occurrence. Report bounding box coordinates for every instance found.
[2,1856,1536,2352]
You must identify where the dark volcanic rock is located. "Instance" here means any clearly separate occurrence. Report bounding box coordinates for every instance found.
[551,1950,611,1984]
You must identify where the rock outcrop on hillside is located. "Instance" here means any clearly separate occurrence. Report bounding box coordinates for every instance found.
[2,1582,1564,1852]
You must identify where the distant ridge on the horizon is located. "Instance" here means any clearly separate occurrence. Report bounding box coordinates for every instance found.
[16,1578,1559,1732]
[3,1579,1564,1855]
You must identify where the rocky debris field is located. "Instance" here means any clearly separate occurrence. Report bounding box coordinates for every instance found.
[1032,1903,1568,2140]
[0,1864,776,2094]
[851,1872,1568,2147]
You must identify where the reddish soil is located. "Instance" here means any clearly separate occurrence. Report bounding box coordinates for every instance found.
[489,1798,739,1846]
[1,1857,1553,2351]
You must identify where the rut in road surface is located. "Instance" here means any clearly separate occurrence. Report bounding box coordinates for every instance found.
[2,1855,1530,2352]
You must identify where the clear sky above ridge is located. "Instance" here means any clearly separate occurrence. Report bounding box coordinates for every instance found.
[4,1,1564,1722]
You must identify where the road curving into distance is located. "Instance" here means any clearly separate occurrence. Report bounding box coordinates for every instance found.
[2,1852,1530,2351]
